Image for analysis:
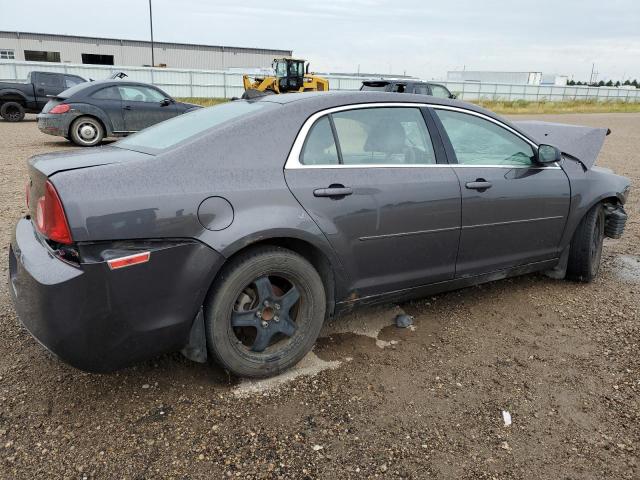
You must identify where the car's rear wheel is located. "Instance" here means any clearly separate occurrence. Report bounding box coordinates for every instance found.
[0,102,26,122]
[70,116,104,147]
[204,246,326,378]
[566,204,605,282]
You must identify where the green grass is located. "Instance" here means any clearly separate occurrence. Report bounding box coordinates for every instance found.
[472,99,640,114]
[178,97,229,107]
[178,97,640,114]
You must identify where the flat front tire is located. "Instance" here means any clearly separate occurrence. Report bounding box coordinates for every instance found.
[204,246,326,378]
[69,116,104,147]
[566,204,605,282]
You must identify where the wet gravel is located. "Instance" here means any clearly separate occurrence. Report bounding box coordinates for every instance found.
[0,113,638,479]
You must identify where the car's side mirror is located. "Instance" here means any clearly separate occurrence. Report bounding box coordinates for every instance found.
[536,144,562,164]
[450,93,457,99]
[160,98,171,107]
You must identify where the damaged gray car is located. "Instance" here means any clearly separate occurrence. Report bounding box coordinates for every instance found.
[9,92,630,378]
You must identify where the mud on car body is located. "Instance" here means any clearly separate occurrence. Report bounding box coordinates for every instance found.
[9,91,630,378]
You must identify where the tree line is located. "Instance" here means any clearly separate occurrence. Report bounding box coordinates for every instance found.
[567,79,639,88]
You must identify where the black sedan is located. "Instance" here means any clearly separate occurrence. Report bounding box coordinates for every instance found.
[10,92,630,378]
[37,80,200,146]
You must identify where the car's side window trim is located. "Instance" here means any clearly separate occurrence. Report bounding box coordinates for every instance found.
[285,102,558,170]
[419,107,448,165]
[429,106,539,167]
[327,114,344,164]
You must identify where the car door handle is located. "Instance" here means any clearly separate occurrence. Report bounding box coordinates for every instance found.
[465,179,492,190]
[122,105,132,110]
[313,186,353,198]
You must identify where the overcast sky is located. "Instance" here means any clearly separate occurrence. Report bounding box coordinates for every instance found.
[2,0,639,81]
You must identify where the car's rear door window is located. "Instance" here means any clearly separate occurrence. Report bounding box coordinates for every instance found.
[118,86,166,103]
[91,86,122,100]
[435,109,535,166]
[300,116,339,165]
[37,73,62,89]
[331,107,436,165]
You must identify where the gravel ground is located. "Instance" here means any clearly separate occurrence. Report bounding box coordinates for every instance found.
[0,114,638,479]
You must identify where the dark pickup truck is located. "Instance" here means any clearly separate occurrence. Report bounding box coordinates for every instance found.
[0,71,87,122]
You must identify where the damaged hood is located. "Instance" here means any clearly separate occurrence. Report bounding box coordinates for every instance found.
[513,120,610,169]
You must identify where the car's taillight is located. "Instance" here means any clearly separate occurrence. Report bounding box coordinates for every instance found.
[35,181,73,245]
[49,104,70,114]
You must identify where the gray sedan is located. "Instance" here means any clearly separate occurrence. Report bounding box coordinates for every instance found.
[10,92,630,378]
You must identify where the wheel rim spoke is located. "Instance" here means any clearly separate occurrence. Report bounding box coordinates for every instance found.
[252,326,275,352]
[278,286,300,311]
[253,276,274,304]
[232,276,301,353]
[276,316,297,337]
[230,309,260,328]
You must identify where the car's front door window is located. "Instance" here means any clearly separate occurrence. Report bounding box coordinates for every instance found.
[435,109,535,166]
[430,85,452,98]
[331,107,436,165]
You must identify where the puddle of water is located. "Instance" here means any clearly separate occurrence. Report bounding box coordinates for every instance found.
[321,304,405,340]
[233,351,341,397]
[614,255,640,283]
[233,304,411,397]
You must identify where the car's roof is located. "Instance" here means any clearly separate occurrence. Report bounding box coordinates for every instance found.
[254,91,532,142]
[58,79,166,98]
[257,90,475,114]
[362,79,444,86]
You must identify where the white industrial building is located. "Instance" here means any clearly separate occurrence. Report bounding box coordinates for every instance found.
[447,70,567,86]
[0,31,292,70]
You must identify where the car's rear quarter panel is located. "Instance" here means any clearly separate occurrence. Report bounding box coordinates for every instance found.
[49,101,351,298]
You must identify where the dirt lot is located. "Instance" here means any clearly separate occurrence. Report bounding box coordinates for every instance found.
[0,114,638,479]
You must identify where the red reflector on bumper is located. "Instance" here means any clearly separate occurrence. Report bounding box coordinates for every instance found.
[107,252,151,270]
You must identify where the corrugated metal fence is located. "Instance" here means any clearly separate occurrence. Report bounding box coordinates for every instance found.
[2,60,639,102]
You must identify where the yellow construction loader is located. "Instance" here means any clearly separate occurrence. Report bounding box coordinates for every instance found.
[242,58,329,97]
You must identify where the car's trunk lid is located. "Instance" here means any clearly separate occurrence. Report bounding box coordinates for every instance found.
[514,120,609,169]
[27,147,152,220]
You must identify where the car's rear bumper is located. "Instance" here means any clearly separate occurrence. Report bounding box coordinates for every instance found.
[37,113,72,137]
[9,217,224,372]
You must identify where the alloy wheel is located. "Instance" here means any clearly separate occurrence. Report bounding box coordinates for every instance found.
[230,275,301,353]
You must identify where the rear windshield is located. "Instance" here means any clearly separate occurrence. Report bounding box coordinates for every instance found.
[56,81,95,98]
[115,101,275,153]
[361,83,389,91]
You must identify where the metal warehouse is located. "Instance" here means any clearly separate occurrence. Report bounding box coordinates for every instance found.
[0,31,292,70]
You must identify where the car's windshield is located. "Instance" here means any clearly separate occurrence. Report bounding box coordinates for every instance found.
[115,101,275,153]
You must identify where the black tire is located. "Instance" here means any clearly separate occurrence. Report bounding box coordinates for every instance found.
[205,246,326,378]
[566,204,605,282]
[69,116,104,147]
[0,102,26,122]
